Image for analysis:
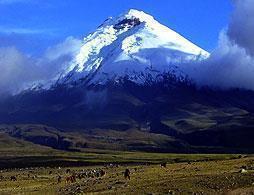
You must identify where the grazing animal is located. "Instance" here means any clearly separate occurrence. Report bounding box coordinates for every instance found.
[10,176,17,181]
[101,170,106,177]
[77,174,82,180]
[160,163,167,168]
[240,169,248,174]
[57,175,62,183]
[124,169,131,180]
[66,169,71,174]
[66,175,76,183]
[49,171,53,175]
[32,175,37,180]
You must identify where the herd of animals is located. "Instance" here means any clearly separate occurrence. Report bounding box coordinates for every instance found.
[0,163,168,184]
[1,159,254,194]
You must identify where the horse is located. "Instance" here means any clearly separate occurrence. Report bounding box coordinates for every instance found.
[57,175,62,183]
[100,169,106,177]
[160,163,167,168]
[124,169,131,180]
[10,176,17,181]
[66,175,76,183]
[66,169,71,174]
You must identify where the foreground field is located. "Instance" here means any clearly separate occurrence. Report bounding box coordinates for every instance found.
[0,154,254,194]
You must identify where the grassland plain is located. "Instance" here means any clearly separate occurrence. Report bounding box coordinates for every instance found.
[0,152,253,194]
[0,124,254,194]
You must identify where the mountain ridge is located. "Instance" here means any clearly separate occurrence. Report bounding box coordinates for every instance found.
[1,10,254,154]
[1,74,254,153]
[62,9,209,86]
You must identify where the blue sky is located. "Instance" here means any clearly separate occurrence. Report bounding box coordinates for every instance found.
[0,0,232,54]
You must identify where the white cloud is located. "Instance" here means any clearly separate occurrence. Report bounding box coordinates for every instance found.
[181,0,254,91]
[45,37,82,61]
[227,0,254,56]
[0,26,54,35]
[183,31,254,90]
[0,37,81,95]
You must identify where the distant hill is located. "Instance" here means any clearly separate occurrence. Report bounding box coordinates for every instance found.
[1,76,254,153]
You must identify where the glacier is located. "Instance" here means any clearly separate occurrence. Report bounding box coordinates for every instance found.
[63,9,210,85]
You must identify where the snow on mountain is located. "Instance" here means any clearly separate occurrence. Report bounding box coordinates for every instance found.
[64,9,209,85]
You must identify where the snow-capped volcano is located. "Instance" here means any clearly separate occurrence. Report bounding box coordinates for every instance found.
[64,9,209,84]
